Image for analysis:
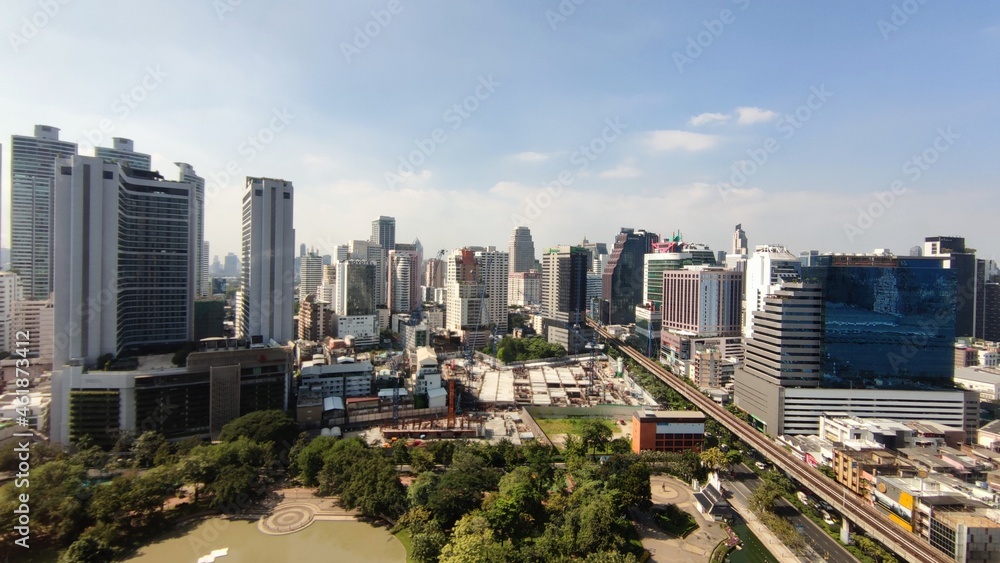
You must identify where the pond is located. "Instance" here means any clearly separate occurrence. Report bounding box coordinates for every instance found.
[126,518,405,562]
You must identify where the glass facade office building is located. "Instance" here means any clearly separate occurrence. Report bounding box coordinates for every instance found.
[802,255,957,388]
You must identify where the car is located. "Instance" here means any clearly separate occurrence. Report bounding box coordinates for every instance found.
[794,524,805,534]
[755,461,767,470]
[618,419,627,425]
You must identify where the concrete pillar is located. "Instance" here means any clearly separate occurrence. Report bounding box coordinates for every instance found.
[840,515,851,545]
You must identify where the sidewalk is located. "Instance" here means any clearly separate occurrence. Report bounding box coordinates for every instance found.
[725,483,822,563]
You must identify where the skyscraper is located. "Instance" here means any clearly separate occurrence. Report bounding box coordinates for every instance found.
[476,247,509,334]
[446,248,490,347]
[743,244,801,338]
[371,215,396,251]
[738,283,823,389]
[299,250,323,301]
[732,224,748,255]
[176,162,206,298]
[224,252,240,278]
[424,258,445,288]
[11,125,77,299]
[336,260,376,316]
[389,243,421,313]
[923,236,979,338]
[644,237,717,311]
[95,137,151,170]
[53,156,196,367]
[239,177,295,345]
[540,246,590,354]
[602,228,659,325]
[0,272,23,353]
[508,226,535,274]
[349,240,387,307]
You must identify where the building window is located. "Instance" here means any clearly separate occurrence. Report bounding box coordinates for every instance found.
[283,192,290,199]
[255,189,263,196]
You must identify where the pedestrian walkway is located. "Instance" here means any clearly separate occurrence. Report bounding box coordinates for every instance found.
[725,480,822,563]
[257,488,358,535]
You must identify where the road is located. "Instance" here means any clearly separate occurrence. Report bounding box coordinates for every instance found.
[588,320,951,563]
[727,464,857,563]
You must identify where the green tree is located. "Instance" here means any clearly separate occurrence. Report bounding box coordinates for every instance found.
[292,435,338,486]
[218,409,300,455]
[483,466,545,542]
[133,431,168,468]
[439,511,510,563]
[0,459,90,544]
[392,440,411,470]
[57,523,121,563]
[748,480,783,514]
[580,420,613,456]
[399,507,447,563]
[699,447,727,472]
[608,437,632,454]
[409,446,436,473]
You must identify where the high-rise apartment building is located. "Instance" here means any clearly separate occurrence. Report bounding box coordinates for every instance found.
[424,258,445,288]
[743,244,801,338]
[239,177,295,345]
[661,267,743,337]
[371,215,396,251]
[475,247,509,334]
[299,250,323,301]
[540,246,591,354]
[95,137,151,170]
[11,125,77,299]
[602,228,659,325]
[508,226,536,274]
[53,156,196,367]
[389,243,421,313]
[176,162,206,298]
[446,248,490,347]
[508,271,541,306]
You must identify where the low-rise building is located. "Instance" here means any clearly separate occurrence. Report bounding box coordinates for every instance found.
[955,366,1000,404]
[928,508,1000,563]
[631,410,705,453]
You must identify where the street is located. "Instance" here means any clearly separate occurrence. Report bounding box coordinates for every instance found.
[725,464,858,563]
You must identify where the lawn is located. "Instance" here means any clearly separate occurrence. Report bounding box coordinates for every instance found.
[535,417,618,439]
[393,527,416,563]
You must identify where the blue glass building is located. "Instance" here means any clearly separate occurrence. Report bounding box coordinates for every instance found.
[802,255,957,388]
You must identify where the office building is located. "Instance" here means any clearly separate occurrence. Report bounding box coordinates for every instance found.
[743,244,802,338]
[508,226,536,274]
[335,259,378,348]
[982,280,1000,342]
[53,156,195,368]
[644,236,717,311]
[10,125,77,300]
[924,236,981,339]
[739,283,823,389]
[508,270,541,306]
[194,299,225,341]
[223,252,240,277]
[634,303,662,358]
[349,240,387,307]
[371,215,396,251]
[602,228,658,325]
[299,250,323,301]
[50,341,293,445]
[803,253,957,388]
[239,177,295,345]
[540,246,590,353]
[580,238,609,274]
[0,272,22,354]
[95,137,150,170]
[659,267,743,371]
[732,224,748,256]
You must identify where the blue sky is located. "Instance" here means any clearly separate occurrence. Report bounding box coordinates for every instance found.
[2,1,998,263]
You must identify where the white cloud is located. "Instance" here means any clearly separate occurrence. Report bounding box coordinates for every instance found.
[599,157,641,179]
[510,151,560,163]
[735,106,778,125]
[688,112,731,126]
[644,130,720,152]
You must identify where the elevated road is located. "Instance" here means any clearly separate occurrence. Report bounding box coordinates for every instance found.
[589,320,952,563]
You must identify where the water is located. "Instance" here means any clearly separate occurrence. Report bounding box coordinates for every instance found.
[126,518,405,563]
[727,514,776,563]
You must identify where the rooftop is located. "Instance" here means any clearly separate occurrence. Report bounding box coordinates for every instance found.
[633,410,706,421]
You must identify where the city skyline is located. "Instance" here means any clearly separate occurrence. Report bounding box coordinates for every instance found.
[1,3,998,264]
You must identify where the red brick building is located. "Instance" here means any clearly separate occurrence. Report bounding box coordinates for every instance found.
[631,410,706,453]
